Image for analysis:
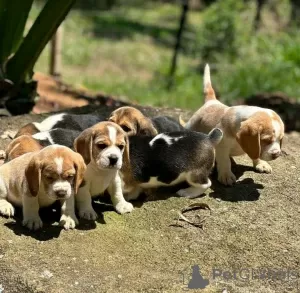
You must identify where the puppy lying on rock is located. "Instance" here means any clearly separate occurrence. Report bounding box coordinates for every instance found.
[6,128,81,161]
[121,128,223,200]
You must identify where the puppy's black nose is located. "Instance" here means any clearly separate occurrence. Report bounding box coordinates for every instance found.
[55,191,67,198]
[109,155,118,166]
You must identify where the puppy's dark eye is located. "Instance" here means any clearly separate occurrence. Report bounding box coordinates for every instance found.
[118,145,125,151]
[67,174,74,180]
[121,125,131,133]
[45,174,54,180]
[97,143,107,150]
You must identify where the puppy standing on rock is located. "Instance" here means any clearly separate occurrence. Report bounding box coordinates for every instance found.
[74,121,133,220]
[0,145,86,230]
[186,64,285,185]
[121,128,223,200]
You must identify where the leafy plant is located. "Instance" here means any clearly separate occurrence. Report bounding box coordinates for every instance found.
[0,0,75,115]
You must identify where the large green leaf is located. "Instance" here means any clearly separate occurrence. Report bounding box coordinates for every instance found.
[0,0,34,66]
[5,0,76,84]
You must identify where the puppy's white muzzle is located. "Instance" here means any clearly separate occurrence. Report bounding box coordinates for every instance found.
[97,146,123,170]
[49,181,72,200]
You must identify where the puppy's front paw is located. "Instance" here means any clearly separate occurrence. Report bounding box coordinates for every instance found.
[255,161,272,173]
[115,201,134,214]
[78,207,98,220]
[218,172,236,186]
[22,216,43,230]
[0,200,15,217]
[60,214,79,230]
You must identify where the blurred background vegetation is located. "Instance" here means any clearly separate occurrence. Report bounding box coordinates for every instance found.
[30,0,300,110]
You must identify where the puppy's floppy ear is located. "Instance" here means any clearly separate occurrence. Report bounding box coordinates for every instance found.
[108,114,116,123]
[25,156,41,197]
[73,152,87,194]
[138,118,158,136]
[74,128,94,165]
[123,134,130,164]
[236,122,261,160]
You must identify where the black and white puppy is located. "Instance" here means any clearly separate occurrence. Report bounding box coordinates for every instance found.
[121,128,223,200]
[6,128,81,161]
[15,113,106,137]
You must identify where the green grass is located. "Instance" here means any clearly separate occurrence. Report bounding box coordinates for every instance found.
[28,0,300,110]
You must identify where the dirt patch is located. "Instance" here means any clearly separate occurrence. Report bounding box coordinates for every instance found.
[0,107,299,293]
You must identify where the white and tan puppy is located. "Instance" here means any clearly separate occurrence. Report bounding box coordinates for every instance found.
[74,121,133,220]
[0,145,86,230]
[186,64,285,186]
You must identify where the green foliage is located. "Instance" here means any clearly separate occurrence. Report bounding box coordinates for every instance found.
[0,0,34,73]
[6,0,76,84]
[196,0,243,62]
[32,1,300,111]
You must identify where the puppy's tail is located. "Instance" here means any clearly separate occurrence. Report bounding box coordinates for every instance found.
[208,128,223,146]
[204,64,217,102]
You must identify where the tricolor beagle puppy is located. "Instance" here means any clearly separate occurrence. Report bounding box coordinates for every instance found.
[15,113,105,137]
[74,121,133,220]
[109,106,185,136]
[121,128,223,200]
[0,145,86,230]
[6,128,81,161]
[186,64,285,186]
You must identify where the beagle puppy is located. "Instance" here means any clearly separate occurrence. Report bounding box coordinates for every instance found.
[6,128,81,161]
[0,145,86,230]
[186,64,285,185]
[109,106,185,136]
[121,128,223,200]
[74,121,133,220]
[15,113,106,137]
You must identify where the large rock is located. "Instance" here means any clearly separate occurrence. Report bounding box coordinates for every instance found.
[0,104,299,293]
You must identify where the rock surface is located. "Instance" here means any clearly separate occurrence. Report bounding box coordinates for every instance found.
[0,104,299,293]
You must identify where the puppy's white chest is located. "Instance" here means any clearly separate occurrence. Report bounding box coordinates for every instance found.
[89,175,111,196]
[85,166,116,197]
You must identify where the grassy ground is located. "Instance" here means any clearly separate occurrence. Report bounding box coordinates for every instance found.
[28,0,300,110]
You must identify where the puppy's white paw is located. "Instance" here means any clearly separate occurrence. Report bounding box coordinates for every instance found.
[177,189,195,198]
[255,161,272,173]
[115,201,134,214]
[176,188,205,199]
[218,172,236,186]
[60,214,79,230]
[22,216,43,230]
[78,207,98,220]
[0,200,15,217]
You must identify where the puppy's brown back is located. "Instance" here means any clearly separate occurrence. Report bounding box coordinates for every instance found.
[6,135,43,161]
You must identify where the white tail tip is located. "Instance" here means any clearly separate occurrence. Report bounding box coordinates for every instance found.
[204,64,211,89]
